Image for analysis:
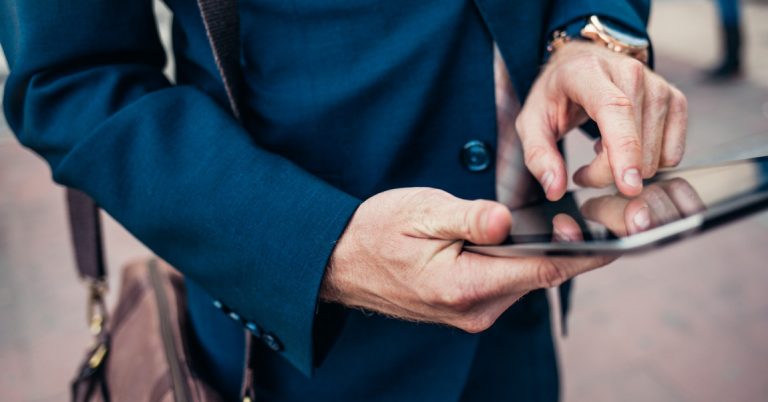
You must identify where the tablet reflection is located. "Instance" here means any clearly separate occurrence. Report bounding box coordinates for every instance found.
[505,156,766,243]
[580,178,705,237]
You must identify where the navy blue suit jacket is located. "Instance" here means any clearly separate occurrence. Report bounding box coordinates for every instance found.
[2,1,649,400]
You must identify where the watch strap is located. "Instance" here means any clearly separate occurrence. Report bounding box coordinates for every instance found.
[547,15,649,64]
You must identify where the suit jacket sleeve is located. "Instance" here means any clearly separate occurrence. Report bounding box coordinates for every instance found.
[1,0,360,376]
[547,0,650,38]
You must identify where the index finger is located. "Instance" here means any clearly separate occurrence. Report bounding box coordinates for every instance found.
[456,251,613,295]
[560,66,644,196]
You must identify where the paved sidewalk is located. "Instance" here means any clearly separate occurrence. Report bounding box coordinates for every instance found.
[559,2,768,401]
[1,1,767,401]
[651,0,768,89]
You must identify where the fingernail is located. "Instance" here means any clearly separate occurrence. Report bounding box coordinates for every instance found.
[633,206,650,231]
[553,228,574,243]
[623,168,642,188]
[542,171,555,193]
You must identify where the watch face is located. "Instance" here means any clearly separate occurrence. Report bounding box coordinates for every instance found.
[601,20,650,49]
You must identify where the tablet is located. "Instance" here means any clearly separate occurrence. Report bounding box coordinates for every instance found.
[466,155,768,256]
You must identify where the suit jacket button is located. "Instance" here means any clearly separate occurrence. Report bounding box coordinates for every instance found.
[461,140,492,172]
[262,333,283,352]
[245,322,262,337]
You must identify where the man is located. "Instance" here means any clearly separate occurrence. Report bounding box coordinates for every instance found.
[707,0,742,79]
[1,0,686,400]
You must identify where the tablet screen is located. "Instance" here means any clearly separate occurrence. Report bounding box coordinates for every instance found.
[502,156,768,245]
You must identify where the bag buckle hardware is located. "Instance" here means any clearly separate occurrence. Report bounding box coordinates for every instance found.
[84,280,110,371]
[86,280,109,336]
[87,343,109,369]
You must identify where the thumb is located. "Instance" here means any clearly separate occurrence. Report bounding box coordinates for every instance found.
[424,195,512,245]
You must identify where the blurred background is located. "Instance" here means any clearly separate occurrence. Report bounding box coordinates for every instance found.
[1,0,768,400]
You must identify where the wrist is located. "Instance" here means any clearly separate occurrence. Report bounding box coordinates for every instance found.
[319,261,341,302]
[320,224,353,305]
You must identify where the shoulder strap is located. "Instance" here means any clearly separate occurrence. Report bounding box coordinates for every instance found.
[68,0,255,398]
[67,188,107,282]
[197,0,245,121]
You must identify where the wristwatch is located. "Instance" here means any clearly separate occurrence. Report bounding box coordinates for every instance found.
[548,15,650,64]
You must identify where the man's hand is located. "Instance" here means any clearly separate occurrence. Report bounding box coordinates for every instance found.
[321,188,613,333]
[516,41,688,201]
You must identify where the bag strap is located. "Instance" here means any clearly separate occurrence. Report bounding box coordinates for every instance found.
[67,189,107,282]
[67,0,256,399]
[197,0,244,121]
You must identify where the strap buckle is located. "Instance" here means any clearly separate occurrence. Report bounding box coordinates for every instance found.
[547,30,571,54]
[86,280,109,336]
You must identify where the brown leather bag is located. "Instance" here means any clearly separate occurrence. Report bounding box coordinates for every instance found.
[70,256,227,402]
[67,0,258,400]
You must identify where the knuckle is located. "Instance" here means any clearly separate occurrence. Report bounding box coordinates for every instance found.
[429,282,476,312]
[646,84,671,109]
[418,188,451,203]
[463,199,498,240]
[623,58,646,81]
[561,53,604,80]
[406,188,451,224]
[535,260,567,288]
[642,164,658,179]
[603,94,634,109]
[615,135,642,155]
[523,144,551,169]
[580,53,604,71]
[558,63,579,83]
[403,188,449,211]
[457,313,496,334]
[461,205,474,240]
[435,256,489,312]
[663,144,685,167]
[597,95,634,119]
[462,201,488,240]
[672,89,689,113]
